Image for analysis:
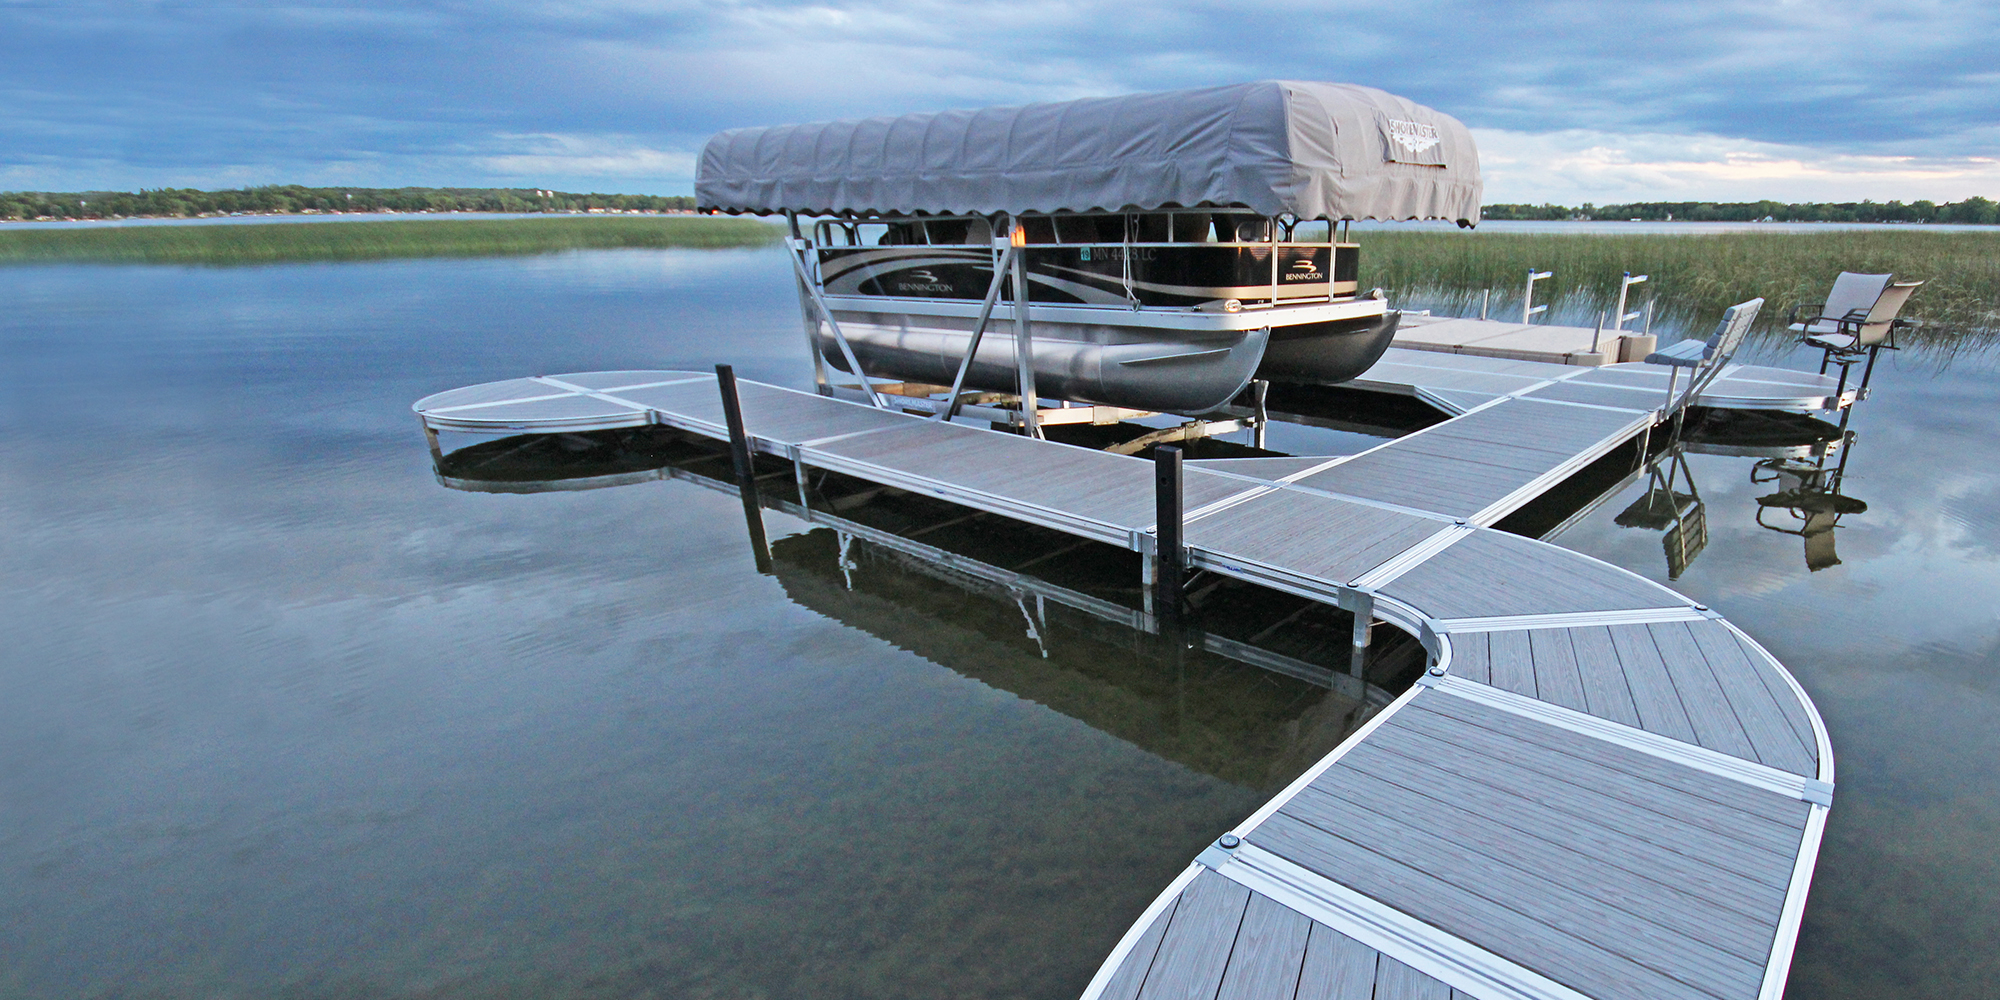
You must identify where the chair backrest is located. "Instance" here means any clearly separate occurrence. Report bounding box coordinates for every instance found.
[1680,298,1763,405]
[1704,297,1762,361]
[1803,521,1841,571]
[1823,271,1892,322]
[1855,280,1922,346]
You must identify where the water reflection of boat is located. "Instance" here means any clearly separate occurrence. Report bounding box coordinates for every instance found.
[697,81,1481,417]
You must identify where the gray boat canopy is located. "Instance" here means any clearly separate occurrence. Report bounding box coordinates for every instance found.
[696,81,1481,225]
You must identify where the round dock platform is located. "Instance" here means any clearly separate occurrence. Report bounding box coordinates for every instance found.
[413,371,708,432]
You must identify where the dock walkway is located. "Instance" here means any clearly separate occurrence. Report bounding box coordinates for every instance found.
[1353,346,1858,418]
[414,361,1835,1000]
[1393,314,1650,367]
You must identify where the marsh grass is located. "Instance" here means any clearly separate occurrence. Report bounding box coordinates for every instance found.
[0,215,782,265]
[1362,229,2000,359]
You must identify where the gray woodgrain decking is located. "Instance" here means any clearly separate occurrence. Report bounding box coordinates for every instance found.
[1349,347,1856,415]
[1287,397,1651,524]
[1103,689,1816,1000]
[1109,871,1456,1000]
[413,367,1834,1000]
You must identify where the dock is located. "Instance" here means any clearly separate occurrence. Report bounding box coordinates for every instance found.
[414,348,1839,1000]
[1393,313,1657,368]
[1353,346,1858,418]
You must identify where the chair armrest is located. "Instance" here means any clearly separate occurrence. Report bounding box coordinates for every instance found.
[1790,304,1843,340]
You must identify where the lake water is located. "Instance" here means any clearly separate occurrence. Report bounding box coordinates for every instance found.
[3,245,1996,999]
[0,212,645,231]
[9,215,1996,235]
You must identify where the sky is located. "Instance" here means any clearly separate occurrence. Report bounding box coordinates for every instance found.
[3,0,1997,204]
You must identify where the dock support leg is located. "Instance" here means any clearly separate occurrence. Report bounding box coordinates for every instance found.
[421,421,443,473]
[1153,445,1184,632]
[1251,379,1270,451]
[716,364,772,575]
[789,444,812,521]
[1341,586,1374,679]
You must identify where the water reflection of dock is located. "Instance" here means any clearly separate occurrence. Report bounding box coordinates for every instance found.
[768,529,1382,791]
[413,346,1842,1000]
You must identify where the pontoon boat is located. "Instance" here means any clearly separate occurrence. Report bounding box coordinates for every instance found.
[696,81,1482,418]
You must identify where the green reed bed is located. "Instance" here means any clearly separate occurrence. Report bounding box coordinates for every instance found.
[0,215,782,265]
[1362,229,2000,354]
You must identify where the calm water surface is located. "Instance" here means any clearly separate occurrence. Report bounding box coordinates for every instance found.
[2,246,1996,1000]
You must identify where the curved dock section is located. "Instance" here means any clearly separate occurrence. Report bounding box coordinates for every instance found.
[414,367,1834,1000]
[1097,506,1831,1000]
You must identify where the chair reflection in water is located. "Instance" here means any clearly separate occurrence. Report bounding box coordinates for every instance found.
[1616,425,1868,578]
[1619,298,1759,582]
[1753,438,1868,572]
[1788,271,1922,404]
[1616,446,1708,580]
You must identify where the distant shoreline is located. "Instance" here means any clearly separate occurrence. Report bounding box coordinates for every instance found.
[0,208,701,225]
[0,215,780,265]
[0,185,698,223]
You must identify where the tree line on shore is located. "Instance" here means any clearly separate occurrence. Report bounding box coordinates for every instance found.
[1483,197,2000,225]
[9,185,1998,228]
[0,186,699,221]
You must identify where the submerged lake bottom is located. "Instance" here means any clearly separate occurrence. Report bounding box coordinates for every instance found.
[3,246,1998,1000]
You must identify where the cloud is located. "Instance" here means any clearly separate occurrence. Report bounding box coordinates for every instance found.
[478,134,697,184]
[1477,129,2000,204]
[1,0,1997,198]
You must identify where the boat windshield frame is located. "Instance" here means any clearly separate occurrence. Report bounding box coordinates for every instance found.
[803,209,1362,310]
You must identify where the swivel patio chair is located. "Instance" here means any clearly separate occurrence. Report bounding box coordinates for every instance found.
[1787,272,1921,399]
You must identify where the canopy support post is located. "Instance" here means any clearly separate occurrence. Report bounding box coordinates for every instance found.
[936,241,1016,422]
[785,213,831,395]
[1009,221,1042,439]
[1269,216,1280,303]
[787,234,885,409]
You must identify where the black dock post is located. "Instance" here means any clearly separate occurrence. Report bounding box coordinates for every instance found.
[716,364,773,574]
[1154,445,1184,631]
